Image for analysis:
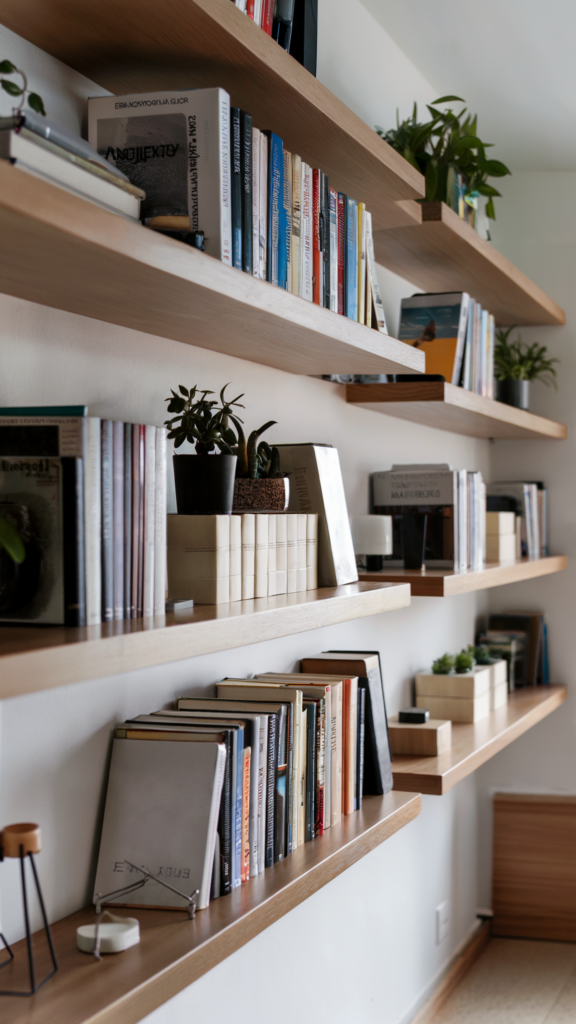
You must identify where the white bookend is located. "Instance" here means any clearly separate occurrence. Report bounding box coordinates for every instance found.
[153,428,167,615]
[286,514,298,593]
[167,515,230,604]
[241,514,255,599]
[301,163,313,301]
[255,514,269,598]
[85,417,102,625]
[296,513,307,592]
[259,132,268,281]
[291,153,302,295]
[275,513,287,594]
[306,513,318,590]
[143,425,156,618]
[252,126,260,278]
[267,513,277,596]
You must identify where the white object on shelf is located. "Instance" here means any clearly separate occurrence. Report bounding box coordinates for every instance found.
[350,515,392,556]
[77,912,140,955]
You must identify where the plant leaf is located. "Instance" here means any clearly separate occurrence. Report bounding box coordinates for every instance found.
[432,95,465,104]
[0,60,17,73]
[1,79,22,96]
[0,516,25,563]
[27,92,46,116]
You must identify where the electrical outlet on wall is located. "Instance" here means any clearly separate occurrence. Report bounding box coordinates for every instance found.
[436,900,450,945]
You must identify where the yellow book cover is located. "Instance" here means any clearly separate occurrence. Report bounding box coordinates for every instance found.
[398,293,469,384]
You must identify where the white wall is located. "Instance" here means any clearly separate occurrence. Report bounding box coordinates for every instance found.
[475,173,576,906]
[0,6,494,1022]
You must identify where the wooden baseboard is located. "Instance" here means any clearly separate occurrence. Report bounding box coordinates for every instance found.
[410,920,492,1024]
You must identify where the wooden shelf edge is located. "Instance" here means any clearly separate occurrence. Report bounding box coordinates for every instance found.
[1,792,421,1024]
[0,582,411,700]
[358,556,568,597]
[345,382,568,440]
[391,686,567,795]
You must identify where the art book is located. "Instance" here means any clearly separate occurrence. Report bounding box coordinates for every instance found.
[398,293,470,384]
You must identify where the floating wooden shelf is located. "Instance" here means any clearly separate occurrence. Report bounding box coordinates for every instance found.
[391,686,567,795]
[0,163,424,377]
[373,201,566,327]
[345,381,568,440]
[0,580,410,700]
[358,556,568,597]
[0,791,420,1024]
[0,0,424,231]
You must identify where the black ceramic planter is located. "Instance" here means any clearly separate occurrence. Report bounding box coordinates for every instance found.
[496,379,530,410]
[173,454,237,514]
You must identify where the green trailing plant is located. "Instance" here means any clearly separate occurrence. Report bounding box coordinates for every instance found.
[164,383,244,454]
[432,653,455,675]
[376,96,510,219]
[494,327,559,387]
[0,60,46,115]
[235,420,281,480]
[0,515,25,564]
[454,648,475,674]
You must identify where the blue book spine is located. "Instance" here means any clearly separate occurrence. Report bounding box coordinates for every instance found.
[345,197,358,320]
[265,131,283,286]
[279,148,291,290]
[231,107,242,271]
[234,725,244,887]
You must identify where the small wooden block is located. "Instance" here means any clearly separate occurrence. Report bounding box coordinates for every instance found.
[388,718,452,756]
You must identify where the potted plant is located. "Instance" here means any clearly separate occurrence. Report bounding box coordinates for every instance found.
[165,384,242,514]
[494,327,559,410]
[232,421,289,512]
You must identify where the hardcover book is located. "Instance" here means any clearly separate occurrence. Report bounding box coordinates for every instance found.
[398,293,470,385]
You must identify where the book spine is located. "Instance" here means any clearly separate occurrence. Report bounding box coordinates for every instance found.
[84,418,101,626]
[304,702,316,841]
[365,211,388,332]
[255,514,269,598]
[219,90,232,266]
[275,512,287,594]
[286,703,293,855]
[345,197,358,320]
[241,513,255,599]
[266,713,277,869]
[253,0,263,25]
[332,680,342,823]
[265,132,283,286]
[247,0,255,16]
[279,148,291,290]
[329,188,338,312]
[291,694,301,849]
[234,726,244,887]
[249,722,260,878]
[356,685,365,810]
[252,127,260,277]
[154,427,167,615]
[241,746,251,883]
[322,687,331,831]
[258,132,268,280]
[231,107,242,271]
[296,512,307,592]
[62,457,86,627]
[143,424,156,618]
[261,0,274,34]
[357,202,366,324]
[315,697,325,836]
[291,153,302,295]
[286,513,298,593]
[137,425,145,617]
[267,512,277,596]
[257,716,268,874]
[219,734,232,895]
[123,424,132,619]
[241,110,253,274]
[112,421,124,621]
[298,707,306,847]
[130,424,139,618]
[301,163,313,301]
[312,168,322,304]
[199,744,227,910]
[337,192,345,315]
[101,419,113,623]
[322,172,330,309]
[274,708,287,863]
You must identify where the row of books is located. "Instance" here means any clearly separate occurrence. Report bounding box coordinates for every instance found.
[398,291,495,396]
[478,612,550,689]
[232,0,318,76]
[93,652,393,911]
[167,513,318,604]
[0,409,167,626]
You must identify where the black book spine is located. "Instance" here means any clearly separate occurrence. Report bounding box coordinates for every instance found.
[273,0,296,49]
[241,110,253,274]
[123,423,132,620]
[303,700,316,842]
[231,107,242,271]
[274,706,287,863]
[286,703,293,856]
[289,0,317,76]
[356,686,365,810]
[266,713,277,869]
[220,732,232,895]
[101,419,113,622]
[62,457,86,627]
[322,172,330,309]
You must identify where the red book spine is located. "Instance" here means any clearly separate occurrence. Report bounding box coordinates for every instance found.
[312,168,321,306]
[337,192,345,315]
[247,0,255,19]
[261,0,274,35]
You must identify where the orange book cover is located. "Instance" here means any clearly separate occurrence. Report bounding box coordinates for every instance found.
[241,746,251,882]
[312,168,321,305]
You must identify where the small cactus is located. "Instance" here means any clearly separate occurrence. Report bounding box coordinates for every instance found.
[432,653,455,675]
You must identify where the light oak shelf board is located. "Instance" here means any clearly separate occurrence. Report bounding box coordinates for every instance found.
[0,581,410,700]
[0,791,421,1024]
[0,0,424,230]
[0,164,425,377]
[346,382,568,440]
[358,556,567,597]
[392,686,567,795]
[373,201,566,327]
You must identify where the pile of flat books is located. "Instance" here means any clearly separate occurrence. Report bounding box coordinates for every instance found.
[93,652,393,911]
[0,109,144,218]
[479,611,549,689]
[87,88,387,331]
[0,407,167,627]
[487,481,548,559]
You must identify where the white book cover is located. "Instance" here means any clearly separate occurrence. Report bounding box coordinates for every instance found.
[252,127,260,278]
[301,163,313,301]
[88,88,232,263]
[167,515,230,603]
[358,204,367,324]
[259,132,268,281]
[255,514,268,598]
[296,513,307,591]
[85,417,102,625]
[94,738,225,911]
[254,0,263,25]
[241,514,255,594]
[462,298,474,390]
[230,515,242,577]
[306,513,318,590]
[365,212,388,334]
[291,153,302,295]
[143,425,156,618]
[154,428,167,615]
[275,513,287,594]
[286,514,298,593]
[267,513,277,596]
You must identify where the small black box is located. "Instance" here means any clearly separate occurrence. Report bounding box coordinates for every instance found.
[399,707,430,724]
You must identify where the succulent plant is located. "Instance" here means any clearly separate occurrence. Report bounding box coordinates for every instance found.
[234,420,282,479]
[454,648,475,673]
[164,383,244,455]
[432,653,455,675]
